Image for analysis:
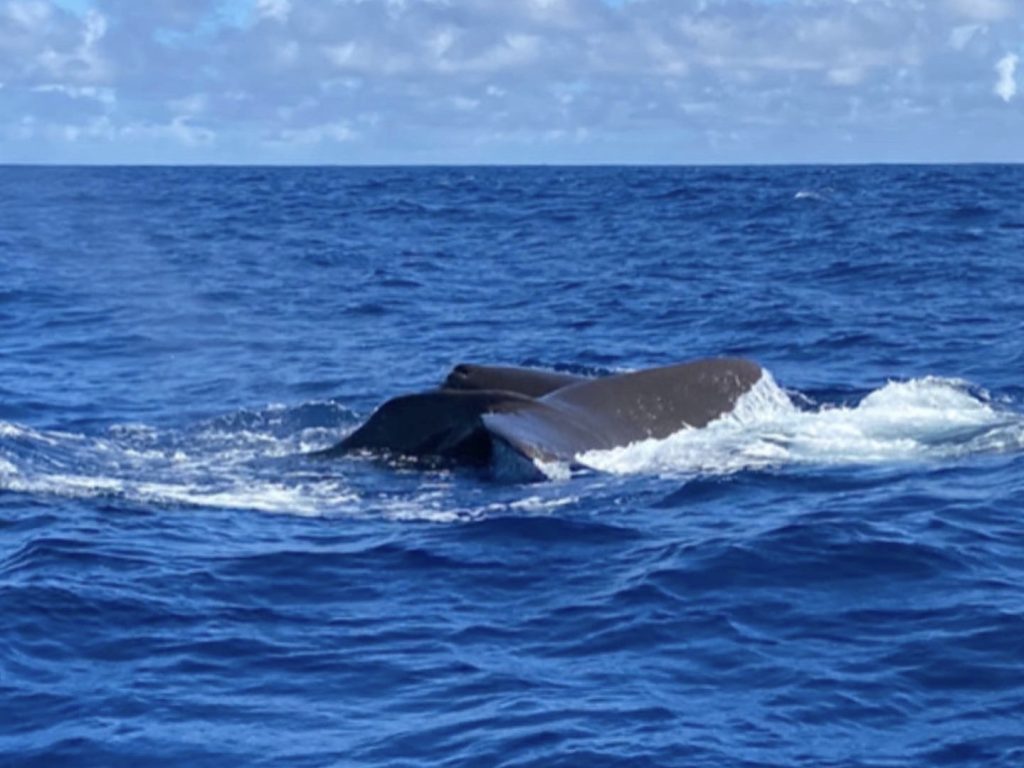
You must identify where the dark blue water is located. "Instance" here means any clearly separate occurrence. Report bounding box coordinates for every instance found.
[2,166,1023,767]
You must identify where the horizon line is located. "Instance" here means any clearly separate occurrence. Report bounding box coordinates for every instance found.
[2,160,1022,169]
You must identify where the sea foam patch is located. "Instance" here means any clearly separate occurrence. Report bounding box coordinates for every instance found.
[0,409,364,518]
[0,408,564,522]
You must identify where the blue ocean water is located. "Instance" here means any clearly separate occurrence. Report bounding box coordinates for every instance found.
[1,165,1023,767]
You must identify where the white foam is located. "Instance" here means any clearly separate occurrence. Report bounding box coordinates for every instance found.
[579,372,1023,476]
[0,467,359,517]
[532,457,572,482]
[0,410,364,518]
[132,479,359,517]
[384,490,581,523]
[507,494,578,513]
[1,472,125,499]
[0,421,61,445]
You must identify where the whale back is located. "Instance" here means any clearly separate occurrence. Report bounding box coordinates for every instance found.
[482,358,762,463]
[443,363,585,398]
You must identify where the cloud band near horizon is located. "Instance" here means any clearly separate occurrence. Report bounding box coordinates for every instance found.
[2,0,1022,164]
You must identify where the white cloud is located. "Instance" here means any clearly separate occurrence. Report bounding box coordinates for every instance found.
[120,116,216,147]
[459,33,542,73]
[946,0,1012,21]
[34,8,107,81]
[428,27,458,60]
[32,82,115,103]
[55,115,116,141]
[274,121,356,145]
[450,95,479,111]
[325,43,357,67]
[4,0,51,28]
[995,53,1018,102]
[642,33,688,76]
[168,93,207,115]
[6,114,36,140]
[949,24,983,51]
[828,67,864,86]
[256,0,291,23]
[82,7,105,46]
[272,40,299,65]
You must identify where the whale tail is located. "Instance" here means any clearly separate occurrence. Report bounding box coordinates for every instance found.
[318,357,763,473]
[316,389,532,465]
[483,358,763,463]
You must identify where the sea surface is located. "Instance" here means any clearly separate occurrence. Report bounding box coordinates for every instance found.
[1,165,1023,767]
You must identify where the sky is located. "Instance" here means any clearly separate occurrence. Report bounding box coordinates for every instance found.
[1,0,1021,164]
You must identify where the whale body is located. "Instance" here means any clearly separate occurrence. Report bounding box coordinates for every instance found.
[321,358,762,472]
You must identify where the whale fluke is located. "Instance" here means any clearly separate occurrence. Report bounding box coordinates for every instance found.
[318,389,533,464]
[483,358,762,463]
[320,358,763,473]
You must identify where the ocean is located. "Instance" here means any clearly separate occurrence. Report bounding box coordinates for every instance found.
[1,165,1022,767]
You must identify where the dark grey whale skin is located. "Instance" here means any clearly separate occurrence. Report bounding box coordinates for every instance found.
[321,359,762,467]
[320,389,533,464]
[316,363,584,464]
[443,363,584,398]
[484,358,762,463]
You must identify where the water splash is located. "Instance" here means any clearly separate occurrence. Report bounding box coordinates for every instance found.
[579,372,1023,476]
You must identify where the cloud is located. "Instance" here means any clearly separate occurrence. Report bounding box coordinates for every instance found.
[995,53,1018,102]
[946,0,1013,22]
[256,0,291,23]
[273,120,356,145]
[119,116,216,146]
[1,2,107,83]
[949,24,983,51]
[32,81,115,103]
[5,0,51,27]
[1,0,1023,163]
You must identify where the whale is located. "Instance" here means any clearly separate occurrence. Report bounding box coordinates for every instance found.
[443,363,585,398]
[320,358,763,474]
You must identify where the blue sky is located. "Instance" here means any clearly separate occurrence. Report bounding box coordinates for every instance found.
[2,0,1022,164]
